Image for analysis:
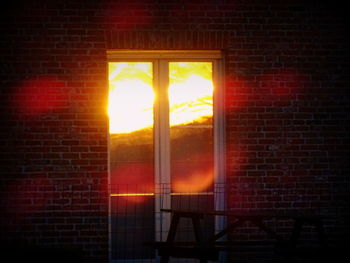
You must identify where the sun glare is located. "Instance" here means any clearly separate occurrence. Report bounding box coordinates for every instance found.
[169,73,213,126]
[172,169,214,193]
[108,62,154,134]
[108,62,213,134]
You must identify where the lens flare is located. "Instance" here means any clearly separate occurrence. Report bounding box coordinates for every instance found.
[172,169,214,194]
[108,62,154,134]
[12,76,67,118]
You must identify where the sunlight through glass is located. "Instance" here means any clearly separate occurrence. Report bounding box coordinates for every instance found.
[108,62,214,134]
[169,62,213,126]
[169,62,214,193]
[108,62,154,134]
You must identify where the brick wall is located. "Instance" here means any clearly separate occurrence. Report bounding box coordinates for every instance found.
[0,0,349,262]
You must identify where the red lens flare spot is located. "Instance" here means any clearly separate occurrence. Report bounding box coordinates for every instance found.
[225,75,251,112]
[172,169,214,194]
[12,76,68,118]
[110,163,154,203]
[259,68,305,105]
[103,2,154,30]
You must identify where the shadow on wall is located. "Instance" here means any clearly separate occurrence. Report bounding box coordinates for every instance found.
[0,241,83,263]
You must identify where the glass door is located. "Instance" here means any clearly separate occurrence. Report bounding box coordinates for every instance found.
[108,51,224,263]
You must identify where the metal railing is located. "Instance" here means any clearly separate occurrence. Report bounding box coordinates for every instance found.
[109,183,226,262]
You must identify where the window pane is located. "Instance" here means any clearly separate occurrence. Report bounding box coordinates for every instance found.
[108,62,155,260]
[169,62,215,244]
[169,62,214,194]
[108,62,154,192]
[111,196,155,260]
[171,194,214,241]
[108,62,154,134]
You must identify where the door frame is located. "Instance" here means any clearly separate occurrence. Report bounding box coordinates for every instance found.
[107,50,226,262]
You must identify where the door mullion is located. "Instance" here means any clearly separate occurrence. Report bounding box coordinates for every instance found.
[158,60,171,187]
[155,60,171,242]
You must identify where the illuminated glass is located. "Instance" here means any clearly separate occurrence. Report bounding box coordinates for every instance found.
[108,62,154,134]
[169,62,214,242]
[108,62,155,260]
[169,62,213,127]
[169,62,214,194]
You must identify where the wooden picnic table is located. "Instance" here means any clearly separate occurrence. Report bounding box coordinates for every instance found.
[151,209,327,263]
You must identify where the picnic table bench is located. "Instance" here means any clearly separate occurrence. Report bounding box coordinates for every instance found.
[150,209,328,263]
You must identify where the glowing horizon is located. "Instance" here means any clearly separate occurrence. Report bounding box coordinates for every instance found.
[108,62,154,134]
[108,62,213,134]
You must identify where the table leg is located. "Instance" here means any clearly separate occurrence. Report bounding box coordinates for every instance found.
[192,216,208,263]
[192,216,203,243]
[160,213,181,263]
[208,218,242,243]
[166,213,180,242]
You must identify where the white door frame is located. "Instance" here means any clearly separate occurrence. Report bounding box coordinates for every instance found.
[107,50,225,262]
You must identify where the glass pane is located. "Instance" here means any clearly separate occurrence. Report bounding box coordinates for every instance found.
[108,62,155,260]
[108,62,154,134]
[108,62,154,192]
[111,196,155,260]
[169,62,215,244]
[171,194,214,241]
[169,62,214,195]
